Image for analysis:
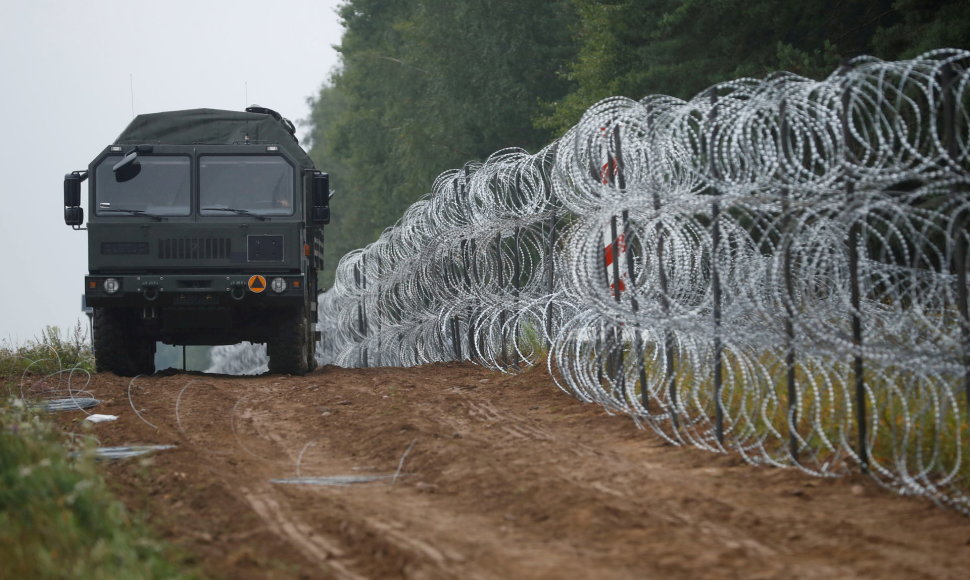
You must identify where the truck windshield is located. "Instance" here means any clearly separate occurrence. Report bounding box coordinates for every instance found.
[95,155,191,216]
[200,155,294,217]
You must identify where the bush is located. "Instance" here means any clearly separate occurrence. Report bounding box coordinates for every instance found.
[0,398,194,579]
[0,323,95,378]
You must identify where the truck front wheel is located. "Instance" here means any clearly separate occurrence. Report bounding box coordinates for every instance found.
[93,307,156,376]
[267,306,312,375]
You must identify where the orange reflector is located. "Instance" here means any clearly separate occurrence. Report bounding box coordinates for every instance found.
[248,275,267,293]
[292,280,301,288]
[88,281,97,289]
[304,244,311,256]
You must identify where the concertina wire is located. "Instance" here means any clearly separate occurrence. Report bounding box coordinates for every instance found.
[217,50,970,513]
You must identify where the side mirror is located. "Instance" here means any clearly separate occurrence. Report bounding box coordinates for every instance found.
[312,206,331,225]
[311,172,330,225]
[64,206,84,227]
[311,172,330,206]
[64,173,83,207]
[64,171,87,228]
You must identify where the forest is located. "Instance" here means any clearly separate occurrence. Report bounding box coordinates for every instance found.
[303,0,969,287]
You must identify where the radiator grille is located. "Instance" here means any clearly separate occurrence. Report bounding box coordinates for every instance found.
[158,238,231,260]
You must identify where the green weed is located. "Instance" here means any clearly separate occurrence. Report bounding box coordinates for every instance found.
[0,397,197,579]
[0,323,95,377]
[598,339,970,496]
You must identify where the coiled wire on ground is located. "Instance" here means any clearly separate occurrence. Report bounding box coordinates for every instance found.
[229,50,970,513]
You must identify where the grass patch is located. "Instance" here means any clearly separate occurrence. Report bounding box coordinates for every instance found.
[1,328,197,578]
[593,337,970,498]
[0,398,197,579]
[0,323,95,377]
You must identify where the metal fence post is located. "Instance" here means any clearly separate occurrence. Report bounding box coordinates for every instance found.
[609,213,626,399]
[708,90,725,447]
[780,99,800,462]
[623,208,648,415]
[652,186,676,426]
[355,257,369,368]
[842,83,869,471]
[545,206,558,350]
[496,232,508,367]
[450,176,471,361]
[941,62,970,456]
[375,253,382,366]
[611,126,646,411]
[466,237,478,362]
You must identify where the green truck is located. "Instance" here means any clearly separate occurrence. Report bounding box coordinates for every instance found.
[63,107,330,376]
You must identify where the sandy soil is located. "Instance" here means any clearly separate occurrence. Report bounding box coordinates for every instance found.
[43,362,970,579]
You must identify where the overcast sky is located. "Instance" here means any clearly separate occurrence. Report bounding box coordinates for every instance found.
[0,0,344,343]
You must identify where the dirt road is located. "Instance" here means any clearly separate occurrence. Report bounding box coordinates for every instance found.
[50,362,970,579]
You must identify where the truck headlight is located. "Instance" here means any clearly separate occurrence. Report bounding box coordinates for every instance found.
[270,277,286,293]
[103,278,120,294]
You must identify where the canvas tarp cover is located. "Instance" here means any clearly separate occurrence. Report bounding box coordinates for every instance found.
[114,108,313,168]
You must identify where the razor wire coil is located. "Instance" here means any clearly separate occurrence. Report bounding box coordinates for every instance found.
[213,50,970,513]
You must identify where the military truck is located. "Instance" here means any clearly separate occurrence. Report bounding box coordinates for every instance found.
[63,106,331,376]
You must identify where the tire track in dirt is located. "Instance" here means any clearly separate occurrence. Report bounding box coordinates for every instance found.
[45,362,970,579]
[239,484,363,580]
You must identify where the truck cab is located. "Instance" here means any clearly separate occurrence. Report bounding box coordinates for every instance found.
[63,107,330,376]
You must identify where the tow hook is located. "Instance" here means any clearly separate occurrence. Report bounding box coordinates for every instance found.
[230,282,246,301]
[142,282,160,301]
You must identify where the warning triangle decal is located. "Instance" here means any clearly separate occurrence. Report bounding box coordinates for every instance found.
[248,274,267,293]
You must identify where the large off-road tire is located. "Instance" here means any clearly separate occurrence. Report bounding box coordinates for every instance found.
[306,316,318,374]
[93,307,156,376]
[306,340,318,373]
[267,306,311,375]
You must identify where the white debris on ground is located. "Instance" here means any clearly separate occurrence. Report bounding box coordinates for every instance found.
[84,414,118,423]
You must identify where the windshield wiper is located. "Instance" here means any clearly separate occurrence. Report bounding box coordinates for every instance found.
[100,208,164,221]
[202,207,268,221]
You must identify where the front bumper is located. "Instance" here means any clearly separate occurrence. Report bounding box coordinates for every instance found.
[84,273,307,307]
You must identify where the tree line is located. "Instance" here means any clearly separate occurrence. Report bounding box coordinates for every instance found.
[304,0,968,288]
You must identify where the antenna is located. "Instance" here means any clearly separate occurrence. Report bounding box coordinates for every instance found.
[129,74,135,118]
[245,81,248,108]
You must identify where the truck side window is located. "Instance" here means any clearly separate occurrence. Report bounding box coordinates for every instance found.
[199,155,294,216]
